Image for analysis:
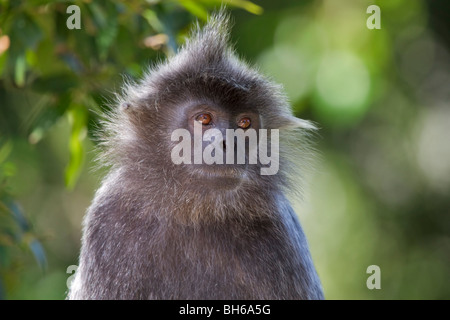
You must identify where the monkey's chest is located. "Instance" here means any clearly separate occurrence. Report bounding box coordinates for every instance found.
[116,222,303,299]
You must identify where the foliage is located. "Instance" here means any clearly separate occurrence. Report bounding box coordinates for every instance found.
[0,140,46,299]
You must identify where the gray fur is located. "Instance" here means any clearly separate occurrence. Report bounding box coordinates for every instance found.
[68,11,323,300]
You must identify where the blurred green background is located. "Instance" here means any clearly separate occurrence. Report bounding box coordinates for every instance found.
[0,0,449,299]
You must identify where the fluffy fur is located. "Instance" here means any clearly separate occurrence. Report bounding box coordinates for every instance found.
[68,11,323,300]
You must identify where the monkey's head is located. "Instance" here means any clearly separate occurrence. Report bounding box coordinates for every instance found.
[101,11,316,222]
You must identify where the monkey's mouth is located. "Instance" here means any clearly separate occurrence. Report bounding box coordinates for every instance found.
[189,165,247,187]
[200,165,246,177]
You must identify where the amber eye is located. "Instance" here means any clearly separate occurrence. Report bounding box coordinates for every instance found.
[195,113,212,125]
[237,117,251,129]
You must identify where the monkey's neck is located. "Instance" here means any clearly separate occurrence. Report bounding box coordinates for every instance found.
[111,167,284,226]
[156,185,280,226]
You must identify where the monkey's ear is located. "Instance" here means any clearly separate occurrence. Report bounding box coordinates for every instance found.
[121,102,132,111]
[277,116,317,130]
[120,102,142,113]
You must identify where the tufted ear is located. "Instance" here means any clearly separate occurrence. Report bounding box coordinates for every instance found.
[276,115,317,130]
[121,102,132,111]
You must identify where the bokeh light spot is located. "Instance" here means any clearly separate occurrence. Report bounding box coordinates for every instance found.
[314,51,371,125]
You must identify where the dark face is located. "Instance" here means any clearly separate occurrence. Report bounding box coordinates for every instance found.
[164,99,264,190]
[120,54,292,194]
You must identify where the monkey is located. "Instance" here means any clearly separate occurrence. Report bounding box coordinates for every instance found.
[68,11,324,300]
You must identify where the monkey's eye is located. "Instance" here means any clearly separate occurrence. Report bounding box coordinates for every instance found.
[195,113,212,125]
[237,117,251,129]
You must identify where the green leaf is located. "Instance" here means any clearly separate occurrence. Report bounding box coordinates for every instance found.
[143,9,164,33]
[14,54,26,87]
[6,14,42,85]
[89,1,119,60]
[25,48,37,67]
[0,48,7,76]
[65,105,88,190]
[10,13,43,50]
[1,162,16,178]
[113,25,136,65]
[225,0,263,15]
[0,141,12,165]
[33,38,62,75]
[196,0,264,15]
[28,93,71,144]
[31,74,79,94]
[179,0,208,21]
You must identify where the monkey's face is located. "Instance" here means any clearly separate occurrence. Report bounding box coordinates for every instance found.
[173,100,264,190]
[114,56,313,197]
[135,84,275,193]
